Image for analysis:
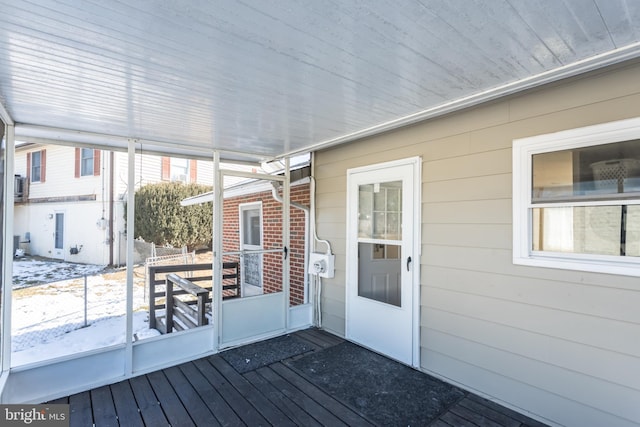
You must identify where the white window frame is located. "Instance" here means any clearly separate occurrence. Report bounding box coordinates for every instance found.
[513,117,640,277]
[30,150,42,183]
[170,157,190,183]
[80,147,94,176]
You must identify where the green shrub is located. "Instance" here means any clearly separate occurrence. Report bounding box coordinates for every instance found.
[133,182,212,250]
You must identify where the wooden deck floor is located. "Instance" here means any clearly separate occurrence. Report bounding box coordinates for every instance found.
[50,329,549,427]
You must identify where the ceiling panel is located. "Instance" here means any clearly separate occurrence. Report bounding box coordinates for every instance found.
[0,0,639,162]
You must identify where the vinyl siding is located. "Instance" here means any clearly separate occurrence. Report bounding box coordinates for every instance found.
[313,61,640,426]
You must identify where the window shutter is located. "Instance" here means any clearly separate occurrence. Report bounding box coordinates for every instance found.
[74,148,80,178]
[40,150,46,183]
[26,152,31,181]
[190,159,197,183]
[94,149,101,176]
[161,157,170,180]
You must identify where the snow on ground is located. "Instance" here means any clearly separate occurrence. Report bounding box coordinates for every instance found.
[12,257,107,289]
[11,257,160,366]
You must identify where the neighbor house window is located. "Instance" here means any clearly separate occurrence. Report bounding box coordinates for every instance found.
[28,150,46,183]
[513,117,640,276]
[81,148,94,176]
[161,157,197,182]
[75,147,100,177]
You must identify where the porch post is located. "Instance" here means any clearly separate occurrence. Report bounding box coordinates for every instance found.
[124,139,136,375]
[283,157,290,328]
[212,151,222,350]
[1,122,15,375]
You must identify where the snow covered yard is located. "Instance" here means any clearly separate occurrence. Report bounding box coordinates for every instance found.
[11,257,160,366]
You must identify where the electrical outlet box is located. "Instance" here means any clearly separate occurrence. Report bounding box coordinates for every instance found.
[308,252,335,278]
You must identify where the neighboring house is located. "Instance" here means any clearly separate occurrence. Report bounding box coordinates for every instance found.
[13,145,213,266]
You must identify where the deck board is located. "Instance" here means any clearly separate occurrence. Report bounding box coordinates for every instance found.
[192,358,269,426]
[178,361,244,426]
[243,369,323,427]
[163,366,220,427]
[110,380,145,427]
[255,365,344,426]
[128,375,169,427]
[208,355,296,427]
[270,362,374,427]
[59,328,548,427]
[90,386,118,427]
[146,370,195,427]
[68,391,93,427]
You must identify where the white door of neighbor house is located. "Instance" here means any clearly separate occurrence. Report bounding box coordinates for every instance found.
[239,203,263,297]
[346,158,420,366]
[53,212,64,259]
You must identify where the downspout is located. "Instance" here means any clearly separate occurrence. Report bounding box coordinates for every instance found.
[270,180,310,304]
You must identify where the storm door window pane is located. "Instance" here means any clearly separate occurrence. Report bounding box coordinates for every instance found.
[242,209,261,246]
[358,181,402,240]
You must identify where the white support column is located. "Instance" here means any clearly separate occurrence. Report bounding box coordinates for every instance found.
[124,139,136,374]
[212,151,222,350]
[283,158,291,328]
[1,123,15,376]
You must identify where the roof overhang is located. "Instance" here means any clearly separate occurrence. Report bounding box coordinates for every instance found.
[1,2,640,161]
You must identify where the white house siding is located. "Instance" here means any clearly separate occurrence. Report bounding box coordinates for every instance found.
[14,146,113,265]
[313,62,640,427]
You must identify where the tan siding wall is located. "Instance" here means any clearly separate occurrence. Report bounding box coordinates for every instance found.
[314,61,640,427]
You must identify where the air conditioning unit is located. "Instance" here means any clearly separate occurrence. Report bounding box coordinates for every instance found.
[14,175,25,198]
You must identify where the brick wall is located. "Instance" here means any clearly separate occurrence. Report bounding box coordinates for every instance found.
[222,182,309,305]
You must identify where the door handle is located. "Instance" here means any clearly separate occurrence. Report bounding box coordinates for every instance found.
[407,256,412,271]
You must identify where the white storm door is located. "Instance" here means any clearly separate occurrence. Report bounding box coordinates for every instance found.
[239,203,263,297]
[53,212,65,259]
[346,158,420,366]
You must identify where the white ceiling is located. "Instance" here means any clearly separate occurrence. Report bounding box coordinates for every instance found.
[1,1,640,163]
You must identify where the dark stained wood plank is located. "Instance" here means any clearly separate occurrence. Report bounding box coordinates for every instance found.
[450,402,504,427]
[109,380,145,427]
[243,369,322,427]
[163,366,220,427]
[468,395,549,427]
[193,358,268,426]
[90,386,118,427]
[295,328,342,348]
[208,355,296,427]
[458,397,521,427]
[69,391,93,427]
[440,411,482,427]
[430,420,455,427]
[256,366,344,426]
[47,397,69,404]
[147,370,196,427]
[178,362,244,427]
[128,375,169,427]
[270,362,374,427]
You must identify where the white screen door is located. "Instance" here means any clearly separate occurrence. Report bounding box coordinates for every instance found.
[346,158,420,366]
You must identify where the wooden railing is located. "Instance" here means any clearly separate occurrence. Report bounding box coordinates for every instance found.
[148,262,240,334]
